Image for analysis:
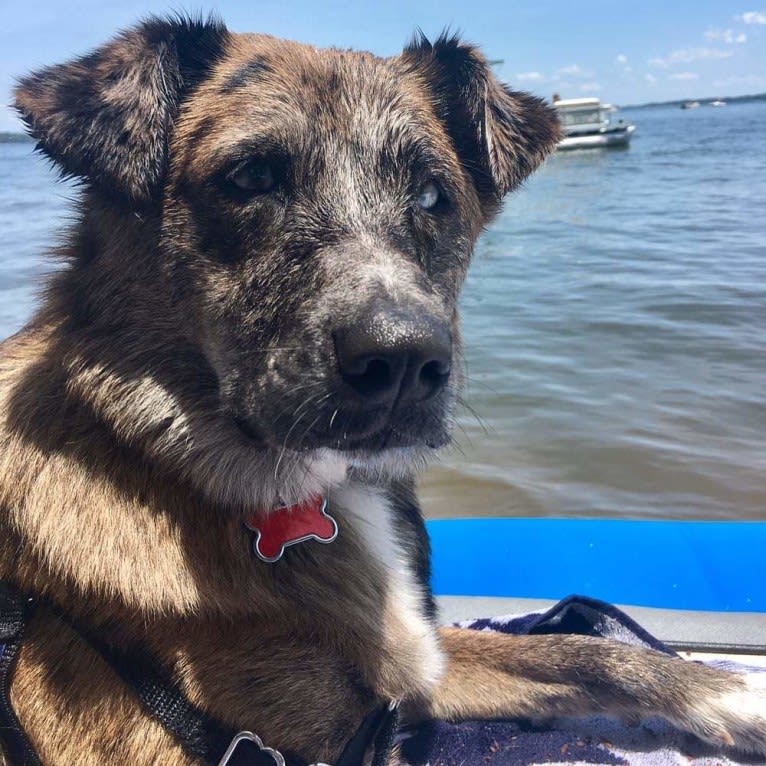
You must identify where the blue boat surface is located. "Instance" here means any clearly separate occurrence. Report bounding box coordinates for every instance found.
[427,518,766,658]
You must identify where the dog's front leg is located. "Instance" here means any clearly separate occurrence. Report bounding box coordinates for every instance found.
[407,627,766,756]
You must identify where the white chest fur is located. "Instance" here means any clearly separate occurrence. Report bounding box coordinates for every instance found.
[332,482,445,699]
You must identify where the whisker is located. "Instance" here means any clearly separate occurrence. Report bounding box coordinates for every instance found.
[274,391,324,481]
[272,381,322,424]
[297,411,326,453]
[453,422,473,452]
[457,395,491,435]
[275,389,336,489]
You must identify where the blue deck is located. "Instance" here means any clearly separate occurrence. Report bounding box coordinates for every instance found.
[427,519,766,613]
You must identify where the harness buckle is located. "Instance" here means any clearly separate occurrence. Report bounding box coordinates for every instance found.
[217,699,398,766]
[217,732,286,766]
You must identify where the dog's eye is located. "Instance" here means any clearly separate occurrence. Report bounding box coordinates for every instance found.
[227,161,275,194]
[417,181,441,210]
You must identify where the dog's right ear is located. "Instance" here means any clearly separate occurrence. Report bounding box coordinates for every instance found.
[14,15,229,205]
[403,32,561,209]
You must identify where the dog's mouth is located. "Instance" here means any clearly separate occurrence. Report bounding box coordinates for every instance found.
[233,399,452,454]
[225,406,443,501]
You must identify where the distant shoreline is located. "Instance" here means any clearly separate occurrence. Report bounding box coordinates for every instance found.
[1,92,764,142]
[0,132,33,143]
[620,92,765,110]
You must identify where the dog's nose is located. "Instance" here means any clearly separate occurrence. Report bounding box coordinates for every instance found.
[334,311,452,405]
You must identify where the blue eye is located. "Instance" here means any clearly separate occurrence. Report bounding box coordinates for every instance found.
[417,181,440,210]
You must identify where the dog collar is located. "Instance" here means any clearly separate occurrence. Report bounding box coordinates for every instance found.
[244,495,338,562]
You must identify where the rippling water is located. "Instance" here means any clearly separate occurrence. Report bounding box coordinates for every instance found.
[1,100,765,519]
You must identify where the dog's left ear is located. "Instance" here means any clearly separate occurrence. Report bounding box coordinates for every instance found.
[14,15,229,205]
[403,33,561,207]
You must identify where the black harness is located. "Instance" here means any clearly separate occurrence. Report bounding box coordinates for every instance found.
[0,581,398,766]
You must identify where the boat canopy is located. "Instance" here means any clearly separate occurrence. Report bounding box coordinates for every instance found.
[553,97,605,128]
[553,97,602,109]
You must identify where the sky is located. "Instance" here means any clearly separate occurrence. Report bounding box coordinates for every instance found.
[1,0,765,132]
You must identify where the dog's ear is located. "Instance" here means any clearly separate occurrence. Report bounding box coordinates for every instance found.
[403,33,561,205]
[14,15,229,205]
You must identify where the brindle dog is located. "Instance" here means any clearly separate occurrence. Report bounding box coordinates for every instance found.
[1,15,764,766]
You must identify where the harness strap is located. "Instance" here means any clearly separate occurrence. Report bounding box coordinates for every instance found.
[86,630,398,766]
[0,582,396,766]
[0,581,42,766]
[337,701,399,766]
[95,638,281,765]
[51,610,309,766]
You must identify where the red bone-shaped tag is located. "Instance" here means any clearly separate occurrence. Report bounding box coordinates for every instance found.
[244,496,338,562]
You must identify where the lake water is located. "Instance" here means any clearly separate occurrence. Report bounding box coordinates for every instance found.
[1,100,765,520]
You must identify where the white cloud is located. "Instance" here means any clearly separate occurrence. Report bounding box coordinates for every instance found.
[669,72,699,80]
[740,11,766,24]
[615,54,632,73]
[705,27,747,43]
[557,64,592,78]
[516,71,545,82]
[580,82,602,92]
[649,47,734,68]
[644,73,658,84]
[705,27,730,42]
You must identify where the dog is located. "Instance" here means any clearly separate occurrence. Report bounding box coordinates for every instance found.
[1,15,764,766]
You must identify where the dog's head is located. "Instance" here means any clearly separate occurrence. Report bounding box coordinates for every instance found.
[15,17,559,505]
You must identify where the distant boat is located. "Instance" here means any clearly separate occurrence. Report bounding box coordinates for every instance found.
[681,101,700,109]
[553,97,635,150]
[709,99,727,107]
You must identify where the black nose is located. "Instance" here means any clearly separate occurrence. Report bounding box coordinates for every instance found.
[334,310,452,405]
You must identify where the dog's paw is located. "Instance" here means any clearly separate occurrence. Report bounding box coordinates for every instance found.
[678,671,766,755]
